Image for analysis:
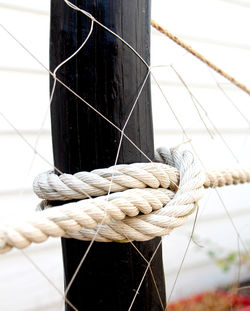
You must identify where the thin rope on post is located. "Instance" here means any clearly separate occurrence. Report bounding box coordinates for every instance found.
[151,20,250,96]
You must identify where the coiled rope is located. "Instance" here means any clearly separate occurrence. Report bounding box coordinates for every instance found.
[0,147,249,254]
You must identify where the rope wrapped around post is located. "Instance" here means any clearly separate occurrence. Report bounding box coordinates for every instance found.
[0,147,250,254]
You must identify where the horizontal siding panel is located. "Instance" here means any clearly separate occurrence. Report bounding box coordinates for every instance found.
[0,240,63,311]
[155,128,250,135]
[0,71,50,131]
[0,135,53,191]
[178,34,250,50]
[0,7,49,69]
[153,133,250,167]
[0,130,50,136]
[0,192,45,221]
[152,29,250,50]
[0,3,49,16]
[151,78,238,91]
[0,0,49,14]
[151,85,250,131]
[152,0,250,46]
[0,66,46,75]
[151,0,250,87]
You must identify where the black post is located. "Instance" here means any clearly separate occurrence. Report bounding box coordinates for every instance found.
[50,1,166,310]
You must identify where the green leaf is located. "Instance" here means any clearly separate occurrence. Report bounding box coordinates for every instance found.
[227,252,237,263]
[223,265,230,272]
[208,250,216,258]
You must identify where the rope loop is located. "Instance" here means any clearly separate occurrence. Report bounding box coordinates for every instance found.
[1,146,249,254]
[0,147,205,253]
[33,162,179,201]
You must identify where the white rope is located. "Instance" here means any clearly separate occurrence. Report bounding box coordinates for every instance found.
[0,147,205,253]
[2,147,250,254]
[33,163,179,200]
[34,149,250,202]
[1,146,250,254]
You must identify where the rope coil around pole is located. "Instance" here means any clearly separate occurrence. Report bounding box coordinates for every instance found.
[34,149,250,201]
[0,147,250,254]
[33,162,179,201]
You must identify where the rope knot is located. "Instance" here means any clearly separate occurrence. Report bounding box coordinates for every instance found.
[0,147,207,253]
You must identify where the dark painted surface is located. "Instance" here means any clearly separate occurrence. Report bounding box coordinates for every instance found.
[50,1,166,310]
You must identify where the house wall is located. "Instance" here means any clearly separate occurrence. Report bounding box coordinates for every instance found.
[0,0,250,309]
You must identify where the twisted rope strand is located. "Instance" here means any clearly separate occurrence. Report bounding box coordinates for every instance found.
[34,162,250,201]
[204,168,250,187]
[33,163,179,201]
[0,188,175,253]
[151,20,250,96]
[1,148,250,254]
[155,147,250,188]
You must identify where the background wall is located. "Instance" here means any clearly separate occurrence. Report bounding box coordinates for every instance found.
[0,0,250,310]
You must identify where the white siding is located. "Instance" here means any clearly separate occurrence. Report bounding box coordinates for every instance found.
[0,0,250,310]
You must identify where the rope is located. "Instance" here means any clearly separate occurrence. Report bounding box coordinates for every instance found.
[155,148,250,188]
[34,150,250,201]
[33,163,179,201]
[0,188,176,253]
[151,20,250,96]
[0,148,205,253]
[1,147,249,254]
[204,168,250,188]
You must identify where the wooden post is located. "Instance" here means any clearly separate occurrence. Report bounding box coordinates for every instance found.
[50,1,166,310]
